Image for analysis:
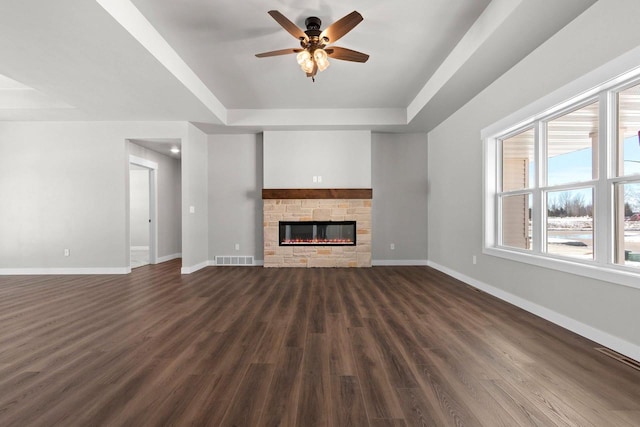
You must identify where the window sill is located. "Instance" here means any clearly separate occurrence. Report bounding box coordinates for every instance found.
[484,246,640,290]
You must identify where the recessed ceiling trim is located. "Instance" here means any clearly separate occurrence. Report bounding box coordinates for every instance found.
[0,74,75,110]
[407,0,522,122]
[95,0,227,124]
[227,108,407,127]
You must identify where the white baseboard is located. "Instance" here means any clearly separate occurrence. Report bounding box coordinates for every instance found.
[0,267,130,275]
[427,260,640,362]
[157,253,181,263]
[372,259,429,266]
[180,261,208,275]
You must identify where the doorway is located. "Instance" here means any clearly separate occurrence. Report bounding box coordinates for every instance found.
[129,155,158,268]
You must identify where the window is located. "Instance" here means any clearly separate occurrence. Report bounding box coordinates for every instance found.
[614,82,640,269]
[485,66,640,288]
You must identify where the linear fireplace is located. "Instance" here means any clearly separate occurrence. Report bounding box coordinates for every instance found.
[263,193,371,268]
[279,221,356,246]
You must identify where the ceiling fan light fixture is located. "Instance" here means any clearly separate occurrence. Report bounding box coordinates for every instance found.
[296,50,311,65]
[301,57,315,74]
[314,48,330,72]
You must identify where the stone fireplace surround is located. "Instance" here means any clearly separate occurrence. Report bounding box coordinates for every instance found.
[263,189,372,267]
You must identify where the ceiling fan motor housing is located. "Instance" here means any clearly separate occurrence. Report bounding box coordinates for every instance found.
[302,16,326,48]
[305,16,322,30]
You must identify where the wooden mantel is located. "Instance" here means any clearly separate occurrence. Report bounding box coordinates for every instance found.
[262,188,372,200]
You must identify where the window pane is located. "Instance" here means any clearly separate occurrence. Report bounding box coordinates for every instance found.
[614,182,640,268]
[547,102,599,186]
[501,193,532,250]
[617,83,640,177]
[502,129,535,191]
[546,188,593,259]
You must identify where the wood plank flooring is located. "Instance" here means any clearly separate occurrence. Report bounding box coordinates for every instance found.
[0,260,639,426]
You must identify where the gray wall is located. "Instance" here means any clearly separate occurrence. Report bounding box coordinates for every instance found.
[128,142,182,259]
[263,130,371,188]
[428,0,640,350]
[181,124,209,272]
[372,133,428,263]
[0,122,126,269]
[208,134,263,260]
[0,121,186,271]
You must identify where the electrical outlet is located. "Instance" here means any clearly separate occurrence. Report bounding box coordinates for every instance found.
[317,175,322,183]
[390,243,395,250]
[64,248,70,257]
[312,176,318,183]
[189,206,195,214]
[235,243,240,251]
[473,255,477,265]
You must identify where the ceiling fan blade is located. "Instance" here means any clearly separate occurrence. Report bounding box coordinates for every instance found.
[320,11,363,44]
[326,46,369,63]
[268,10,307,41]
[255,48,301,58]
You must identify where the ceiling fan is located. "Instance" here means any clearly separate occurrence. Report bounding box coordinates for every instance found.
[255,10,369,81]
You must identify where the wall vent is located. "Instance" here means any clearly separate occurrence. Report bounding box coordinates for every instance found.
[595,347,640,371]
[214,255,255,266]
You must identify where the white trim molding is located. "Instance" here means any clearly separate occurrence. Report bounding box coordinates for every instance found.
[427,260,640,363]
[0,267,130,275]
[180,261,208,275]
[157,253,182,263]
[372,259,429,266]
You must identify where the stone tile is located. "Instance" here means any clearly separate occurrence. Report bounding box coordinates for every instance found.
[293,247,317,255]
[357,252,371,267]
[356,245,371,254]
[308,258,337,268]
[264,228,278,242]
[264,204,287,212]
[349,208,371,215]
[277,247,294,256]
[357,234,371,243]
[286,205,304,213]
[336,259,352,268]
[312,209,332,221]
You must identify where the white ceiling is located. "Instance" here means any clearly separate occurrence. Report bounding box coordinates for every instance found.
[0,0,597,134]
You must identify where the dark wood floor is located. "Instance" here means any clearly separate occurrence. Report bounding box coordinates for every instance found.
[0,261,639,426]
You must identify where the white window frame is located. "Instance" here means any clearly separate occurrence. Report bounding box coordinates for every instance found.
[483,48,640,290]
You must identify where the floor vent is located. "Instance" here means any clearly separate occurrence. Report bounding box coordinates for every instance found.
[595,347,640,371]
[214,256,255,266]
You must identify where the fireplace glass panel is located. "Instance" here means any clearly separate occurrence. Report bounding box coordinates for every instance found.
[279,221,356,246]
